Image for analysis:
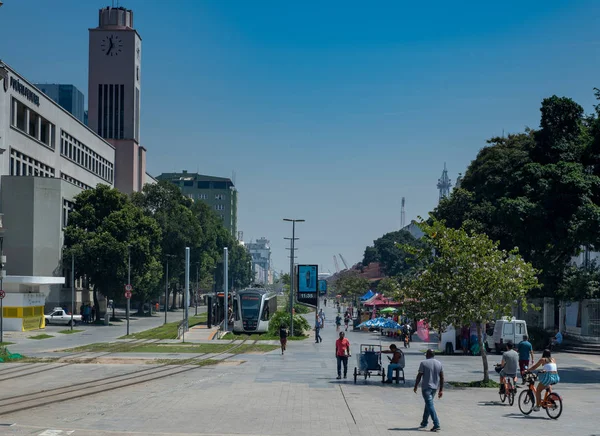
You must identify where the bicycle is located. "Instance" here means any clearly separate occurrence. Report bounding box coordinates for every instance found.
[495,364,517,406]
[518,371,563,419]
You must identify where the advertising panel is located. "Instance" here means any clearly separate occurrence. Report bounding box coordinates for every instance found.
[318,279,327,295]
[297,264,318,307]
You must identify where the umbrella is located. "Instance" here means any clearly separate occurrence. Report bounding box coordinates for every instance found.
[381,307,398,314]
[381,320,402,330]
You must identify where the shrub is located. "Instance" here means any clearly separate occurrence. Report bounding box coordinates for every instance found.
[269,310,310,337]
[528,326,552,351]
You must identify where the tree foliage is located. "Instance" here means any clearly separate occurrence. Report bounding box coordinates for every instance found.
[433,93,600,299]
[362,230,425,277]
[401,218,539,382]
[331,269,370,298]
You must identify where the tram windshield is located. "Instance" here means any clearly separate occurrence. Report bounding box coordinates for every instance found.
[240,294,261,319]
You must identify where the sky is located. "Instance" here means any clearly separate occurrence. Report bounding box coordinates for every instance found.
[1,1,600,275]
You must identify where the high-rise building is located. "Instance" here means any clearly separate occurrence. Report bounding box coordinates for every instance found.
[156,170,238,236]
[34,84,85,124]
[246,237,272,285]
[88,6,146,194]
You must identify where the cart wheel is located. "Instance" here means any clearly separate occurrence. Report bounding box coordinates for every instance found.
[353,367,357,384]
[382,368,386,383]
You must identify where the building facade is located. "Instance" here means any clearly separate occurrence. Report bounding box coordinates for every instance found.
[88,6,146,194]
[0,62,116,317]
[156,171,238,236]
[34,84,85,124]
[246,237,272,285]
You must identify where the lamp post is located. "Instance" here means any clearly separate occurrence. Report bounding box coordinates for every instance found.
[283,218,304,337]
[0,213,5,344]
[194,261,199,316]
[126,244,131,336]
[223,247,229,332]
[71,252,74,331]
[164,254,175,325]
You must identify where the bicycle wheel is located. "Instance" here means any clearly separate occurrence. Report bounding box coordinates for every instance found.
[499,391,506,403]
[545,393,563,419]
[509,390,515,406]
[518,390,535,415]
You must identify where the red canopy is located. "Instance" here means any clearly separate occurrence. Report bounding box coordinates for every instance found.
[363,294,402,307]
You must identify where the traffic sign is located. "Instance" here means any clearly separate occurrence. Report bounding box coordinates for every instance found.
[125,284,133,291]
[0,290,5,299]
[125,290,132,299]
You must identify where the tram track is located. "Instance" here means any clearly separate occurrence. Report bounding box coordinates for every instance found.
[0,339,248,416]
[0,338,163,382]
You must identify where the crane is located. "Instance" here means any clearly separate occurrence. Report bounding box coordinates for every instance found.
[333,255,341,273]
[339,254,349,270]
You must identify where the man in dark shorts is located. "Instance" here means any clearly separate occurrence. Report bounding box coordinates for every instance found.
[517,335,534,379]
[279,323,288,355]
[335,331,351,379]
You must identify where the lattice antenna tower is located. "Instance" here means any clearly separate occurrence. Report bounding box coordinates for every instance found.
[437,162,452,202]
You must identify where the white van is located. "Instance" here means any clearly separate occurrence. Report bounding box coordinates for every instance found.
[486,317,528,354]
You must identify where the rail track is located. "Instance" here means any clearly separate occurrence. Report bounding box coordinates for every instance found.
[0,339,250,416]
[0,338,163,382]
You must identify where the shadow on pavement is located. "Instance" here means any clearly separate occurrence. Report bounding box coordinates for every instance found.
[503,413,548,420]
[388,428,422,432]
[478,400,508,407]
[553,366,600,384]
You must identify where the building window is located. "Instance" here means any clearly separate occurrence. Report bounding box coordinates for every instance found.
[213,181,227,189]
[198,194,208,200]
[183,180,193,187]
[11,98,55,149]
[197,181,210,189]
[60,130,114,183]
[62,199,74,228]
[215,194,225,200]
[9,148,55,178]
[61,172,92,190]
[215,204,224,211]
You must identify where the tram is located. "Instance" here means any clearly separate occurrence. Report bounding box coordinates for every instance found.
[232,288,278,333]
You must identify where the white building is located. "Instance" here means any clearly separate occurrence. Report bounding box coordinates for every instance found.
[246,237,272,285]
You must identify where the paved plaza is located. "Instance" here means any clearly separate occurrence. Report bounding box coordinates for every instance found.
[0,304,599,436]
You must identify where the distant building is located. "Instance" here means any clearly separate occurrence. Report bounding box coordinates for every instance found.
[156,170,237,236]
[402,221,425,239]
[35,84,85,124]
[246,237,272,285]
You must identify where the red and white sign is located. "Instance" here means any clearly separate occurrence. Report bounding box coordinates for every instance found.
[125,284,133,291]
[125,290,132,299]
[0,290,5,299]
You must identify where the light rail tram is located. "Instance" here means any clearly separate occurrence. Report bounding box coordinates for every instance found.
[232,288,277,333]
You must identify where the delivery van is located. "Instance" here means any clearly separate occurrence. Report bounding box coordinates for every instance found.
[486,317,528,354]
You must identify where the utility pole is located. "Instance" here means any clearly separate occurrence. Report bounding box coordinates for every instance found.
[127,244,131,336]
[283,218,304,337]
[195,261,199,316]
[164,258,169,325]
[223,247,229,332]
[71,252,74,331]
[185,247,190,330]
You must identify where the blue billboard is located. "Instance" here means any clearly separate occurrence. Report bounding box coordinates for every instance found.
[318,279,327,295]
[297,264,318,307]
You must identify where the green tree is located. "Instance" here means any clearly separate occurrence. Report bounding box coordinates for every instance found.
[229,242,253,290]
[376,277,402,300]
[433,94,600,300]
[401,218,539,382]
[332,270,370,300]
[64,185,163,320]
[362,230,425,277]
[132,181,202,310]
[558,260,600,301]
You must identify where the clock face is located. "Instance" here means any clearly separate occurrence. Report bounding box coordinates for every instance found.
[100,34,124,57]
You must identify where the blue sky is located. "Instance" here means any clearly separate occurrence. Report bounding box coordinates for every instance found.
[2,1,600,275]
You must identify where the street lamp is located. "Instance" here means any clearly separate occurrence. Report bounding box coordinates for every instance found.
[126,244,131,336]
[195,261,200,316]
[164,254,175,325]
[283,218,304,337]
[0,213,5,344]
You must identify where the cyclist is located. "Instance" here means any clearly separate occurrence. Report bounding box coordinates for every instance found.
[527,349,560,411]
[498,341,518,395]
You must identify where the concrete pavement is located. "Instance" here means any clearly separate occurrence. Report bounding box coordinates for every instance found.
[0,302,598,435]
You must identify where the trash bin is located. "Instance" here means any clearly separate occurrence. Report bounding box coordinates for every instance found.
[104,312,110,325]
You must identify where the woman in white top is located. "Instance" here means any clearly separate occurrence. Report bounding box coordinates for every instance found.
[528,349,560,411]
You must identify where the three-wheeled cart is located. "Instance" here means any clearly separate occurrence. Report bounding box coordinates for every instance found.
[353,344,385,383]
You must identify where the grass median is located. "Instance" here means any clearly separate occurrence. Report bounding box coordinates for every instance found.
[119,314,207,340]
[221,332,307,341]
[29,334,54,340]
[58,329,84,334]
[62,342,278,354]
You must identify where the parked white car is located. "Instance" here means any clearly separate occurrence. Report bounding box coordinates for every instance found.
[486,317,528,354]
[44,309,82,326]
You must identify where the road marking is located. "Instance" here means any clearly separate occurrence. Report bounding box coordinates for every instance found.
[38,430,74,436]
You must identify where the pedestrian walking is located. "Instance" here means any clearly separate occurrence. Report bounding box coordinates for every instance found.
[279,323,288,355]
[335,332,351,379]
[344,312,350,332]
[315,315,322,343]
[413,349,444,432]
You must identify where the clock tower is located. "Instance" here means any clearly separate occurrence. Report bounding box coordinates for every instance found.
[88,6,145,194]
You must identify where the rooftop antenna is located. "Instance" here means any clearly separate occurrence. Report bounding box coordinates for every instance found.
[400,197,406,229]
[437,162,451,203]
